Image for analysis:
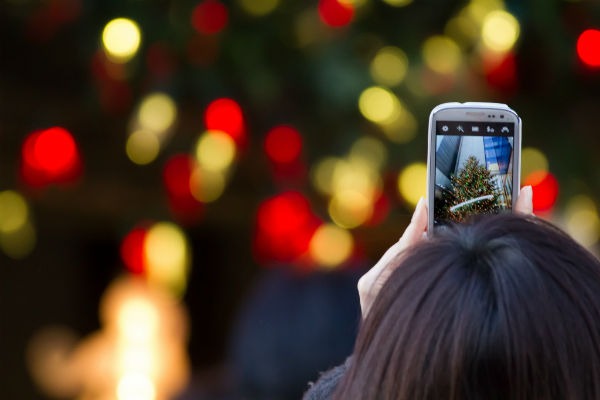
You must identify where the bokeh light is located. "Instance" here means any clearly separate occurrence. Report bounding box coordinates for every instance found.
[481,10,520,53]
[348,137,388,171]
[195,130,237,172]
[191,0,229,35]
[0,190,29,234]
[162,154,202,218]
[138,93,177,134]
[358,86,402,125]
[521,147,549,181]
[397,163,427,206]
[0,190,35,259]
[254,191,320,263]
[117,372,156,400]
[523,171,559,212]
[190,168,227,203]
[21,127,82,187]
[126,130,161,165]
[318,0,354,28]
[312,157,340,195]
[102,18,142,63]
[238,0,280,16]
[577,29,600,68]
[422,35,462,74]
[204,98,245,146]
[26,326,80,399]
[264,125,303,164]
[564,195,600,247]
[370,46,409,87]
[309,223,353,268]
[144,222,190,297]
[121,226,149,275]
[329,190,373,229]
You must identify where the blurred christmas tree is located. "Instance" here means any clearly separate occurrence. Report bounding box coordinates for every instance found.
[440,155,500,223]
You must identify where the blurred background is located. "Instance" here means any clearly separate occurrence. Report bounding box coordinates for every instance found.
[1,0,600,398]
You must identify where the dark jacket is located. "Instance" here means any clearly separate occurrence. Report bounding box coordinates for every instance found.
[302,357,351,400]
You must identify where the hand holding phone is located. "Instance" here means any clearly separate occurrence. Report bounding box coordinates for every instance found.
[427,102,522,232]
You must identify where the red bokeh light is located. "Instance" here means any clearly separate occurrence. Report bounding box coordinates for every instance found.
[163,154,202,220]
[21,127,82,187]
[254,191,321,264]
[523,171,559,213]
[577,29,600,68]
[191,0,228,35]
[264,125,303,164]
[121,226,149,275]
[484,52,517,94]
[204,98,246,146]
[318,0,354,28]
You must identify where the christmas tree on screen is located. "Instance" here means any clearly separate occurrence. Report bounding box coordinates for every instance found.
[441,156,500,223]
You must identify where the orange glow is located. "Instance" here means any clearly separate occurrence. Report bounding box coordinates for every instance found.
[121,227,149,275]
[191,0,229,35]
[21,127,82,187]
[264,125,303,164]
[524,171,559,212]
[204,98,245,146]
[318,0,354,28]
[577,29,600,68]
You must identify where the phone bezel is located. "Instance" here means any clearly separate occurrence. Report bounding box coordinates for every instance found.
[426,102,522,233]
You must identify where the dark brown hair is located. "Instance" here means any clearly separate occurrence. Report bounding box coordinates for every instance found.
[335,213,600,400]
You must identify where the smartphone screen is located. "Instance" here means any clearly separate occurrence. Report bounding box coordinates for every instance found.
[427,103,521,231]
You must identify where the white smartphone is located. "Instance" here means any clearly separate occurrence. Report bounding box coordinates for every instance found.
[427,102,522,233]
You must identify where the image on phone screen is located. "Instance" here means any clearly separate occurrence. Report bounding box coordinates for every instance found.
[433,121,515,227]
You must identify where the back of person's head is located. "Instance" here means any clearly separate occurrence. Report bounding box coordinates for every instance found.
[335,213,600,400]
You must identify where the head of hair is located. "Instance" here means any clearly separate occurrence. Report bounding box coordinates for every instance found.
[335,213,600,400]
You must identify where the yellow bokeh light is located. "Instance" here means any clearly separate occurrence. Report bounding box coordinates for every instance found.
[332,160,380,200]
[445,15,480,48]
[381,107,418,143]
[118,298,159,343]
[349,137,388,171]
[309,224,354,268]
[238,0,280,16]
[144,222,190,297]
[117,372,156,400]
[370,46,409,87]
[358,86,402,125]
[190,168,227,203]
[0,190,29,233]
[465,0,504,24]
[195,131,236,172]
[564,195,600,247]
[397,163,427,206]
[126,130,161,165]
[138,93,177,134]
[1,221,36,259]
[312,157,341,195]
[481,10,520,53]
[521,147,549,180]
[381,0,412,6]
[422,35,462,74]
[102,18,142,63]
[329,190,373,229]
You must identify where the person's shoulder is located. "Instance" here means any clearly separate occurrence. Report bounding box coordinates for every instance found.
[302,357,352,400]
